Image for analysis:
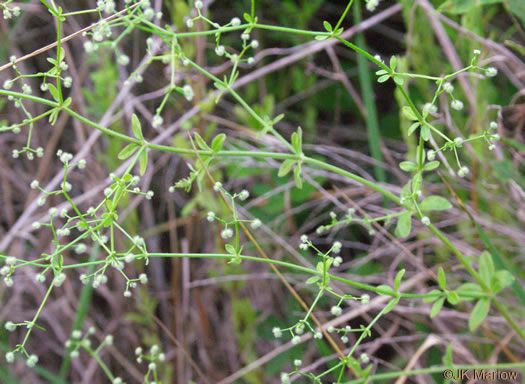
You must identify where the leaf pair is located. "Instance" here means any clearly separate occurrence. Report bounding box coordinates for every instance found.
[277,127,303,189]
[118,114,148,175]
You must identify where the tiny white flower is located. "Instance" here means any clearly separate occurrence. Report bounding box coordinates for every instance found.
[105,335,114,345]
[221,228,233,239]
[183,84,194,101]
[231,17,241,26]
[489,121,498,130]
[195,1,203,9]
[144,8,155,20]
[152,115,163,128]
[186,18,194,28]
[313,331,322,339]
[250,219,261,229]
[294,359,302,366]
[451,99,464,111]
[5,352,14,363]
[332,241,342,254]
[443,82,454,94]
[135,347,143,355]
[427,150,436,161]
[241,33,250,41]
[72,330,82,339]
[300,235,308,243]
[361,353,370,363]
[251,40,259,49]
[366,0,380,12]
[331,306,342,316]
[5,256,15,266]
[247,57,255,65]
[139,273,148,284]
[485,67,497,77]
[454,137,464,146]
[421,216,430,226]
[299,243,308,250]
[207,211,216,222]
[473,49,481,55]
[148,362,156,370]
[215,45,225,56]
[5,321,16,331]
[118,55,130,66]
[22,84,32,94]
[458,166,469,178]
[361,294,370,305]
[291,335,301,345]
[333,256,343,267]
[213,182,222,191]
[491,134,500,142]
[341,335,348,343]
[423,103,437,114]
[26,354,38,367]
[238,190,249,200]
[272,327,282,338]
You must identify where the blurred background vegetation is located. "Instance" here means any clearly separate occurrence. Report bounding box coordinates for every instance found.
[0,0,524,383]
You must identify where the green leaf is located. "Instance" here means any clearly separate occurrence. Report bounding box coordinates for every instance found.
[211,133,226,153]
[48,83,59,102]
[131,113,143,141]
[420,124,430,141]
[305,276,320,285]
[389,56,397,70]
[456,283,482,301]
[469,298,490,331]
[491,270,514,294]
[395,212,412,238]
[443,344,453,368]
[243,12,252,22]
[139,149,148,175]
[431,297,445,318]
[394,269,405,291]
[437,267,447,290]
[402,106,418,121]
[421,196,453,211]
[118,143,139,160]
[323,20,332,32]
[479,251,495,284]
[423,161,440,171]
[294,163,303,189]
[423,289,442,303]
[383,298,399,314]
[411,173,422,194]
[291,127,302,154]
[225,244,236,254]
[447,291,459,305]
[407,122,420,136]
[194,132,211,151]
[377,75,390,83]
[393,75,404,86]
[399,161,417,172]
[377,285,395,296]
[375,69,388,75]
[278,159,295,177]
